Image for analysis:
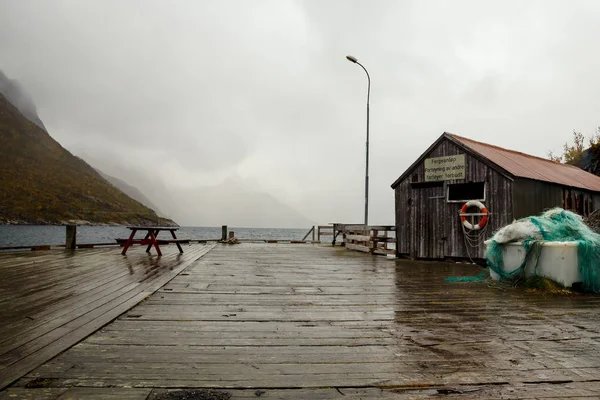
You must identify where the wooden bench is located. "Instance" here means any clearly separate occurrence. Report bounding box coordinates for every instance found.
[115,238,190,247]
[116,238,189,243]
[157,239,190,245]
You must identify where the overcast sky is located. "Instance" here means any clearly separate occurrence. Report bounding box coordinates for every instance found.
[1,0,600,226]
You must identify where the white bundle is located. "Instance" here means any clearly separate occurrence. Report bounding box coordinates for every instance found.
[491,219,543,244]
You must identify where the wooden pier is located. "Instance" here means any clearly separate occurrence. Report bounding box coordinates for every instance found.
[2,243,600,398]
[0,243,214,391]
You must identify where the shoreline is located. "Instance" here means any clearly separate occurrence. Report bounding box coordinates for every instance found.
[0,219,179,228]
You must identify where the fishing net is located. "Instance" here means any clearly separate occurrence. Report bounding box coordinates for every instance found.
[485,208,600,293]
[446,208,600,291]
[445,269,489,282]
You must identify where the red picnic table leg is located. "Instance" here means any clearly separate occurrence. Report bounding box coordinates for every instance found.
[121,229,137,255]
[170,229,184,253]
[148,230,162,256]
[144,230,157,253]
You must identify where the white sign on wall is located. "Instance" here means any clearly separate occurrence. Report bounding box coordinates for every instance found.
[424,154,466,182]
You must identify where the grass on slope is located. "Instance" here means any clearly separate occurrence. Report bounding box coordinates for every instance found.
[0,93,174,226]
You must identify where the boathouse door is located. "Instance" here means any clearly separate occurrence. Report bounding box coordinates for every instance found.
[411,183,445,259]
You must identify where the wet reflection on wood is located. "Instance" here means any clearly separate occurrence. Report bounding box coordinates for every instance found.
[0,243,214,390]
[3,243,600,399]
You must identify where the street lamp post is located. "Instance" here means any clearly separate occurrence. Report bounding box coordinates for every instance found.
[346,55,370,226]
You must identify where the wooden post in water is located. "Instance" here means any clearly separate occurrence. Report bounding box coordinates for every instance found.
[228,231,235,240]
[66,224,76,250]
[221,225,227,241]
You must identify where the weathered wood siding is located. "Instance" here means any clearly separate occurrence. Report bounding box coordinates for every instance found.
[513,179,600,219]
[559,187,599,218]
[395,138,513,259]
[513,179,564,219]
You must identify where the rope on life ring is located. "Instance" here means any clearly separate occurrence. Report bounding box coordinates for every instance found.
[460,200,489,230]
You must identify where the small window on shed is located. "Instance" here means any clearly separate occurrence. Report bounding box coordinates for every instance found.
[447,182,485,202]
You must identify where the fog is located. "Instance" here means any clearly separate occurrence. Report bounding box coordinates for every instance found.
[2,0,600,226]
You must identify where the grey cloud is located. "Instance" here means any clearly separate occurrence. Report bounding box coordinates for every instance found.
[1,0,600,226]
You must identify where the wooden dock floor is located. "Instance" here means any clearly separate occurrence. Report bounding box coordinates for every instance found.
[3,243,600,398]
[0,243,214,391]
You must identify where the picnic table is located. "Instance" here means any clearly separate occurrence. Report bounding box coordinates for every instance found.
[119,226,186,256]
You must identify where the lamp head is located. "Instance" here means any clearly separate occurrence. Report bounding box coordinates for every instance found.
[346,55,358,63]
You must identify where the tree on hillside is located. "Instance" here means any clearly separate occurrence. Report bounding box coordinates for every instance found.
[548,128,600,164]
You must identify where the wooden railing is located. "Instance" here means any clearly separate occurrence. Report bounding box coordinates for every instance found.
[302,226,316,241]
[343,225,396,256]
[317,225,333,242]
[0,243,120,252]
[0,224,396,252]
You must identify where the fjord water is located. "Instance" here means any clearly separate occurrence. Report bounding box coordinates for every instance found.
[0,225,312,247]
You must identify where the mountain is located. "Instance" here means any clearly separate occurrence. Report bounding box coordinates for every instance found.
[95,169,165,216]
[70,151,183,221]
[69,154,315,228]
[72,148,314,228]
[0,91,175,226]
[0,70,46,131]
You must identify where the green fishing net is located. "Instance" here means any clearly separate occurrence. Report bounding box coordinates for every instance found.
[448,208,600,292]
[445,269,489,283]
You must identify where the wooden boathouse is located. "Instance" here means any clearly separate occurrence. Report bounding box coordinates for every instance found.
[391,132,600,260]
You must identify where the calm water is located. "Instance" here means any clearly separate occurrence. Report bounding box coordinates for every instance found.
[0,225,315,247]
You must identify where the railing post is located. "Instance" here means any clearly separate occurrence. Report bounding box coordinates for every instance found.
[302,226,315,242]
[371,229,378,254]
[221,225,228,241]
[383,230,388,253]
[66,224,76,250]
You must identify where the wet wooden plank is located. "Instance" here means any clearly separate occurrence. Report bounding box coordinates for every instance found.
[0,388,69,400]
[10,243,600,398]
[0,388,68,399]
[57,387,151,399]
[6,383,600,399]
[0,244,215,390]
[0,290,152,386]
[38,344,402,366]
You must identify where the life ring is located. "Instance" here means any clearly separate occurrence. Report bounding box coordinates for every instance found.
[460,200,489,230]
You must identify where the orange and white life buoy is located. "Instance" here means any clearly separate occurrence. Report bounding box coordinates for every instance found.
[460,200,489,230]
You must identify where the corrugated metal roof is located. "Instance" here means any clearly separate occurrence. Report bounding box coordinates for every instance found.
[447,133,600,192]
